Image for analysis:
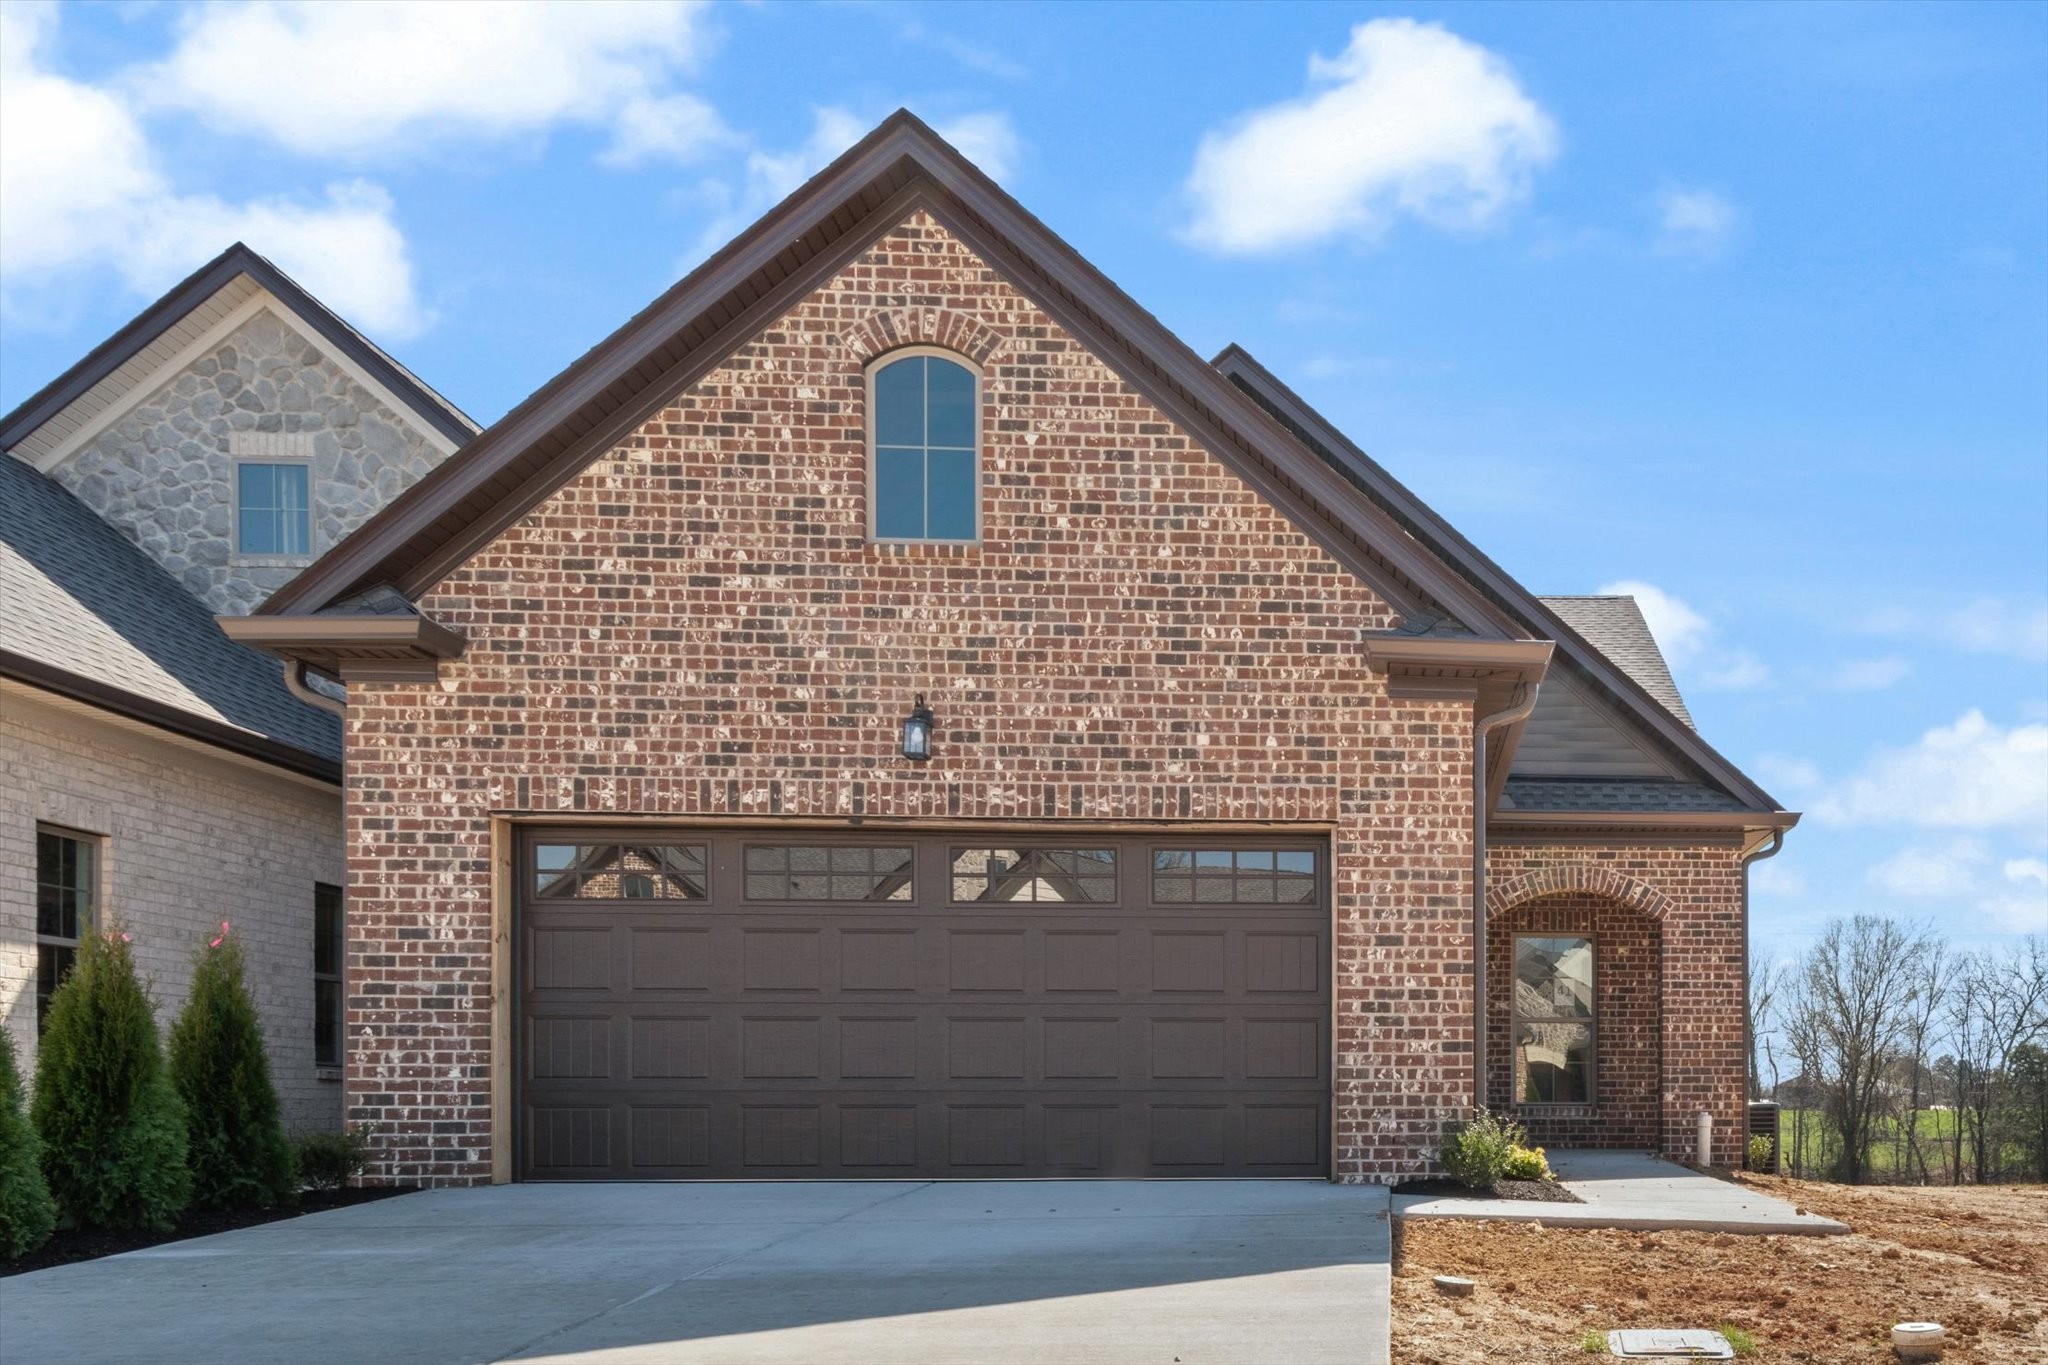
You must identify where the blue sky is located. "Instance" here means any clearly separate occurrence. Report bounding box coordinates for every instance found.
[3,1,2043,964]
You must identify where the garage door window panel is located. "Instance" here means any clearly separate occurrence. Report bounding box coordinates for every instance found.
[1152,848,1317,905]
[744,845,913,901]
[534,843,706,901]
[951,847,1117,903]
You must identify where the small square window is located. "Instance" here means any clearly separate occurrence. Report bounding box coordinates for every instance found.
[236,461,311,557]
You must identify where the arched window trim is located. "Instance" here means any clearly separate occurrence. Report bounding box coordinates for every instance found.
[864,345,983,544]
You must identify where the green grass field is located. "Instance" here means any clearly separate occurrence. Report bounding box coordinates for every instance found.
[1772,1106,2034,1182]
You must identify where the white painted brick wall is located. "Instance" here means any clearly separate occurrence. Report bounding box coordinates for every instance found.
[0,690,344,1133]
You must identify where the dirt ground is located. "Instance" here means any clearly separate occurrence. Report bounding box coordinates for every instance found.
[1392,1174,2048,1362]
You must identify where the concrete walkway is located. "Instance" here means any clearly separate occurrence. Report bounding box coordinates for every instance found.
[1394,1149,1849,1234]
[0,1180,1391,1365]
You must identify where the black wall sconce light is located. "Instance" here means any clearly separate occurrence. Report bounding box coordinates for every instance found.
[901,694,934,762]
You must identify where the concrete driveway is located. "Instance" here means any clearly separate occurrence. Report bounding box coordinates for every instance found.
[0,1181,1391,1364]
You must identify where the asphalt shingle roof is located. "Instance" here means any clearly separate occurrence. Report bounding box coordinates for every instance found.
[1537,595,1694,728]
[0,458,341,766]
[1501,779,1748,814]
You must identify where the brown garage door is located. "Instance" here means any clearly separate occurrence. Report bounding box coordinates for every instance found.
[517,831,1329,1179]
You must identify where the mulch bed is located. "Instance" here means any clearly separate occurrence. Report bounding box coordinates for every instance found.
[1394,1176,1585,1204]
[1,1186,420,1278]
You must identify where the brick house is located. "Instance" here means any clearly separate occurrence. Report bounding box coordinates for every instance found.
[227,113,1796,1184]
[1,245,474,1131]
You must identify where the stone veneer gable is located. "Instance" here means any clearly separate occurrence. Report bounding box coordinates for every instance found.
[46,307,448,616]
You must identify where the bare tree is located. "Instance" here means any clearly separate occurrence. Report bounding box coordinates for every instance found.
[1748,945,1787,1102]
[1786,916,1928,1184]
[1901,939,1950,1184]
[1948,937,2048,1183]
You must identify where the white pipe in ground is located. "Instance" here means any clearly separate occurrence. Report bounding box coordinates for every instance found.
[1697,1110,1713,1167]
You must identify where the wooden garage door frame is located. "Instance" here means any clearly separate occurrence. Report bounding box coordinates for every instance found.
[508,823,1334,1181]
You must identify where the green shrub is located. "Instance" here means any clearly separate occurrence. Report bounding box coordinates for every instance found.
[1746,1133,1775,1173]
[31,925,191,1232]
[1441,1108,1527,1190]
[168,928,295,1210]
[294,1124,375,1191]
[1502,1144,1553,1182]
[0,1029,57,1257]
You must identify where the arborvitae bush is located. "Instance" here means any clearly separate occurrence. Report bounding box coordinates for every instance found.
[0,1029,57,1257]
[169,927,295,1209]
[31,925,191,1231]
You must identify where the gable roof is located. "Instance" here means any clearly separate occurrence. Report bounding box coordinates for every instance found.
[0,458,341,782]
[250,111,1519,639]
[0,243,477,463]
[1538,596,1692,727]
[225,110,1785,826]
[1215,348,1783,817]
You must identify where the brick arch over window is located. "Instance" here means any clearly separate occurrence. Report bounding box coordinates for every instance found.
[843,308,1004,369]
[1487,865,1675,922]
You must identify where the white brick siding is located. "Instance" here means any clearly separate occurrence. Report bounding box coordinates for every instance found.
[0,688,344,1133]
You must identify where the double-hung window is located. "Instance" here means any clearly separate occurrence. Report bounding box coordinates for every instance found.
[236,461,311,557]
[35,827,97,1032]
[1513,935,1596,1104]
[314,882,343,1068]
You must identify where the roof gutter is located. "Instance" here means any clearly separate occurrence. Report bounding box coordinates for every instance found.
[1473,681,1541,1111]
[284,660,348,718]
[1741,830,1787,1104]
[0,648,341,785]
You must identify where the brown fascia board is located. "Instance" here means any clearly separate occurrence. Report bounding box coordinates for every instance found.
[1491,809,1802,836]
[218,613,467,678]
[0,648,341,785]
[253,111,1522,642]
[0,243,477,453]
[1361,635,1553,683]
[1216,346,1785,816]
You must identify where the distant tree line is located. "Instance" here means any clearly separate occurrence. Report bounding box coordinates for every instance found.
[1750,919,2046,1185]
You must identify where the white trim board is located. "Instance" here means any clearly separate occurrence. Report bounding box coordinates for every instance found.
[29,291,460,472]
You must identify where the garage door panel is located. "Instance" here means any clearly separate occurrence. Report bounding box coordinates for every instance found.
[520,831,1327,1180]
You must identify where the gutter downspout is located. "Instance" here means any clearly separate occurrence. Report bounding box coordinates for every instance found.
[1473,682,1539,1111]
[284,660,348,719]
[1740,830,1786,1109]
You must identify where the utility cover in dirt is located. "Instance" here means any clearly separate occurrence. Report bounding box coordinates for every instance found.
[1607,1329,1735,1359]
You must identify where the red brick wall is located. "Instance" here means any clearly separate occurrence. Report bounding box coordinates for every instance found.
[341,210,1480,1185]
[1484,843,1751,1167]
[337,209,1751,1184]
[1485,892,1661,1151]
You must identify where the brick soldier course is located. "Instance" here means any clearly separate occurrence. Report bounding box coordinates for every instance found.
[229,113,1795,1186]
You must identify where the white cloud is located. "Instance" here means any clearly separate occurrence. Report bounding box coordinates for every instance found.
[1855,596,2048,663]
[1869,839,2048,933]
[1869,837,1990,898]
[1182,18,1558,253]
[1756,753,1824,793]
[1816,710,2048,830]
[684,107,1019,266]
[1751,860,1807,900]
[1656,187,1738,257]
[602,93,733,169]
[135,0,720,163]
[1597,578,1771,692]
[0,3,427,337]
[1824,656,1911,692]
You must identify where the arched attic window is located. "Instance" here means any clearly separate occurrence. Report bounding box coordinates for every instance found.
[868,348,979,542]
